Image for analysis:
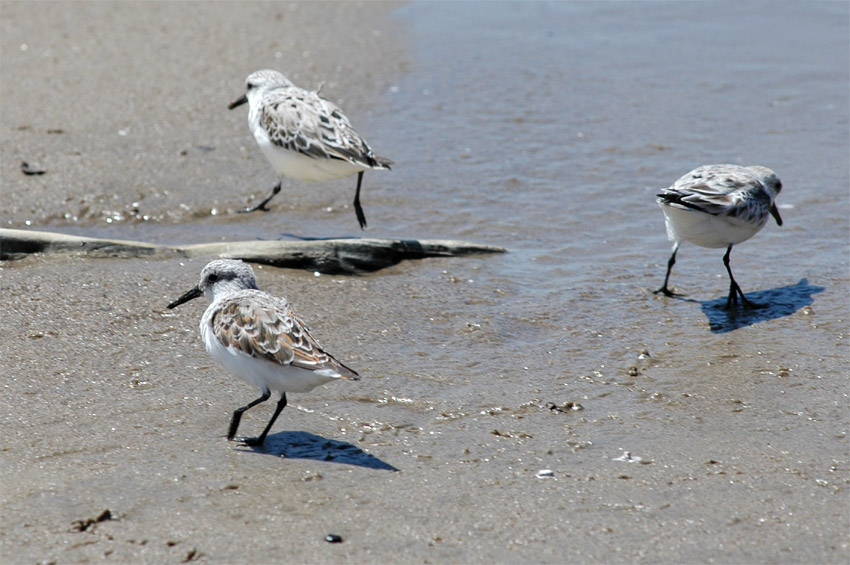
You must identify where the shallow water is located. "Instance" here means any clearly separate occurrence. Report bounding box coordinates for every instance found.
[373,0,849,383]
[35,1,848,346]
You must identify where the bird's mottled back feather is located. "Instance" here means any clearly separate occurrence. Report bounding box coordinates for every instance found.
[260,86,391,169]
[657,164,778,226]
[211,290,358,380]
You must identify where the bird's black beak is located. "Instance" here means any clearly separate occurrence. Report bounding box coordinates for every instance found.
[167,286,203,309]
[769,204,783,226]
[228,93,248,110]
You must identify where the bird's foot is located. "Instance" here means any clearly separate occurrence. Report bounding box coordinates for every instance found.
[354,209,367,230]
[652,287,681,297]
[726,298,767,310]
[239,436,266,447]
[724,296,766,310]
[238,203,271,214]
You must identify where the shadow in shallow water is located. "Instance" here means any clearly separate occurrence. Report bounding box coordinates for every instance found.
[238,430,399,471]
[697,278,825,333]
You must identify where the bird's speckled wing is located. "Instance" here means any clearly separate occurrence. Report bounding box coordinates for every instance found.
[260,86,392,169]
[658,166,768,222]
[210,290,358,379]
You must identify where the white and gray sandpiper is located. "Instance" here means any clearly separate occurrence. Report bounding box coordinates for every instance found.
[228,69,393,229]
[167,259,359,446]
[654,164,784,308]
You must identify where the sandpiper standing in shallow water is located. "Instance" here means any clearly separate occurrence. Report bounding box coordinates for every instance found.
[228,69,392,229]
[653,164,784,309]
[167,259,359,446]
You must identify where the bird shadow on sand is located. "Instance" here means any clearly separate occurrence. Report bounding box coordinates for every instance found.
[695,278,824,333]
[237,431,399,471]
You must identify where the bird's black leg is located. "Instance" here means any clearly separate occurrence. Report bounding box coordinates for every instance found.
[239,179,282,213]
[653,243,679,297]
[242,393,287,447]
[353,171,367,229]
[227,390,271,440]
[722,244,763,309]
[724,245,742,308]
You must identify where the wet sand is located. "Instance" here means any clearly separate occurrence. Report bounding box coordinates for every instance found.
[2,2,849,564]
[3,252,848,563]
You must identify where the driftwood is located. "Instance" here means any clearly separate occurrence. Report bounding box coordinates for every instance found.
[0,228,506,274]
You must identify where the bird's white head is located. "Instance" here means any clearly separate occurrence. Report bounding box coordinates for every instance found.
[245,69,291,90]
[228,69,293,110]
[747,165,782,199]
[747,165,783,226]
[198,259,260,301]
[167,260,260,309]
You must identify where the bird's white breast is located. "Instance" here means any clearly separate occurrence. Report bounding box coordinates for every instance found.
[660,204,766,248]
[254,134,367,182]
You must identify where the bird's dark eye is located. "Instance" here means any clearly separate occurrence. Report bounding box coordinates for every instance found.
[208,273,219,282]
[246,82,256,90]
[775,181,782,192]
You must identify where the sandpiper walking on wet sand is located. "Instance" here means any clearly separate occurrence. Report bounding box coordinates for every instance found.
[228,69,392,229]
[653,164,784,308]
[167,259,359,446]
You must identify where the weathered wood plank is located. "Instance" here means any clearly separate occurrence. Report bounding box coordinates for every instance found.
[0,229,506,274]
